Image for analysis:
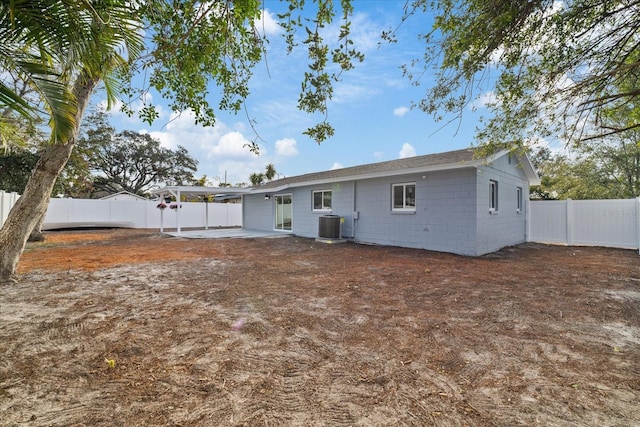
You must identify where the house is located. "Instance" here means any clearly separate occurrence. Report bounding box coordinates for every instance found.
[242,148,540,256]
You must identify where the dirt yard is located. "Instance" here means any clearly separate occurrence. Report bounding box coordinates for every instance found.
[1,228,639,426]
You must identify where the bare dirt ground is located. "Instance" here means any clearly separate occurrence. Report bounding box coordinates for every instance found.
[1,228,639,426]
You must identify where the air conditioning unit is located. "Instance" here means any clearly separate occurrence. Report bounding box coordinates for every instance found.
[318,215,341,239]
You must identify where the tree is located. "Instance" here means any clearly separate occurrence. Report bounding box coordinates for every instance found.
[530,138,640,200]
[0,150,39,194]
[249,164,278,186]
[249,172,265,186]
[265,163,277,181]
[77,110,198,196]
[88,132,198,196]
[0,0,361,282]
[400,0,640,151]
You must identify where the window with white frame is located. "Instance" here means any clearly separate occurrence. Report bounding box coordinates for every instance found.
[489,180,499,212]
[312,189,332,211]
[516,186,523,213]
[392,182,416,211]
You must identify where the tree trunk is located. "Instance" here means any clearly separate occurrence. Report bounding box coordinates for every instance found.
[0,74,98,283]
[28,211,47,242]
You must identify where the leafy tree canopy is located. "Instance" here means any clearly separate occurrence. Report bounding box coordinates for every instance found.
[530,134,640,200]
[400,0,640,151]
[76,110,199,196]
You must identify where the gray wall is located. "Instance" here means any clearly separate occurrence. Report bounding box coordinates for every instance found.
[475,154,531,255]
[352,169,478,255]
[241,158,531,256]
[242,193,274,231]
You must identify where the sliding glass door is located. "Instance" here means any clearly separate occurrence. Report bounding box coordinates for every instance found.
[275,194,292,231]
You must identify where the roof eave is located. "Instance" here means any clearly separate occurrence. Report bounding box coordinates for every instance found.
[249,159,487,194]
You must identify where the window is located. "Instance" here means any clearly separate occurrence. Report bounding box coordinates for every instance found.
[392,183,416,211]
[313,190,332,211]
[489,180,498,212]
[516,186,523,213]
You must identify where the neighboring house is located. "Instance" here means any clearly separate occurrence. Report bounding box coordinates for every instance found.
[99,191,148,201]
[242,148,540,256]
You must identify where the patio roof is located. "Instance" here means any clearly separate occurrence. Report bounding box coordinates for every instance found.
[150,186,250,197]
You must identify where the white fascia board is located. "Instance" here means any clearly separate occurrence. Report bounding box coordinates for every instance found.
[487,150,541,186]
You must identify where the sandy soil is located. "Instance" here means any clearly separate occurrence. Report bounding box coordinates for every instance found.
[1,228,639,426]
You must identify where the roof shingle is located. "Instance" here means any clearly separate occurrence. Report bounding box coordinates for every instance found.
[256,148,478,190]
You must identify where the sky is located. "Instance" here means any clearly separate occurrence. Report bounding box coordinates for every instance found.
[101,1,492,187]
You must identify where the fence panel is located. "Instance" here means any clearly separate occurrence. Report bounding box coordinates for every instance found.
[0,190,20,228]
[530,199,640,251]
[529,201,568,244]
[42,198,242,230]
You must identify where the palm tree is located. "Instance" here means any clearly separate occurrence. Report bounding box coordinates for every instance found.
[265,163,277,181]
[0,1,140,146]
[0,0,143,282]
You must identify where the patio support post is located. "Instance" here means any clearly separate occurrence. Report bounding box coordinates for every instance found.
[176,189,182,235]
[205,199,209,230]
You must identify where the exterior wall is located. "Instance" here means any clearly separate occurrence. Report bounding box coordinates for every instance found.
[475,154,531,255]
[290,182,356,239]
[352,169,478,255]
[243,170,481,255]
[241,156,532,256]
[242,194,274,231]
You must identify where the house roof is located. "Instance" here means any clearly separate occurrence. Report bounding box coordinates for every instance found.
[253,148,540,193]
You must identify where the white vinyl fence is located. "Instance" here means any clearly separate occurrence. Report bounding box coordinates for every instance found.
[2,189,638,253]
[0,191,241,230]
[529,198,640,252]
[43,198,242,230]
[0,190,20,227]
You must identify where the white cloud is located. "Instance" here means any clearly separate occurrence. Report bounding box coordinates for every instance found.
[399,143,416,159]
[469,91,498,111]
[393,106,409,117]
[373,151,384,159]
[256,9,281,36]
[102,95,171,126]
[333,83,378,104]
[275,137,298,157]
[330,162,343,170]
[142,111,268,185]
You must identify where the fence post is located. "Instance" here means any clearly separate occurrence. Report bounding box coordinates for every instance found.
[566,199,573,246]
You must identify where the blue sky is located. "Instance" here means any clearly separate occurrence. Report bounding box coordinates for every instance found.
[102,1,491,187]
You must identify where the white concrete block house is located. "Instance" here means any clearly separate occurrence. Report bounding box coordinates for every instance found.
[243,148,540,256]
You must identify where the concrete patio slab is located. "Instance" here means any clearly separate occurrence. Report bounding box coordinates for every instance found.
[164,228,290,239]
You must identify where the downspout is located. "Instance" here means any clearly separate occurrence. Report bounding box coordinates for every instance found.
[352,180,358,240]
[525,192,530,243]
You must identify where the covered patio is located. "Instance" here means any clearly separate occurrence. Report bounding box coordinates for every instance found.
[151,185,250,235]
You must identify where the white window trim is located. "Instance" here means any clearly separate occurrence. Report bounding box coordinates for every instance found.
[489,180,499,213]
[516,186,523,213]
[312,189,332,212]
[391,182,416,212]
